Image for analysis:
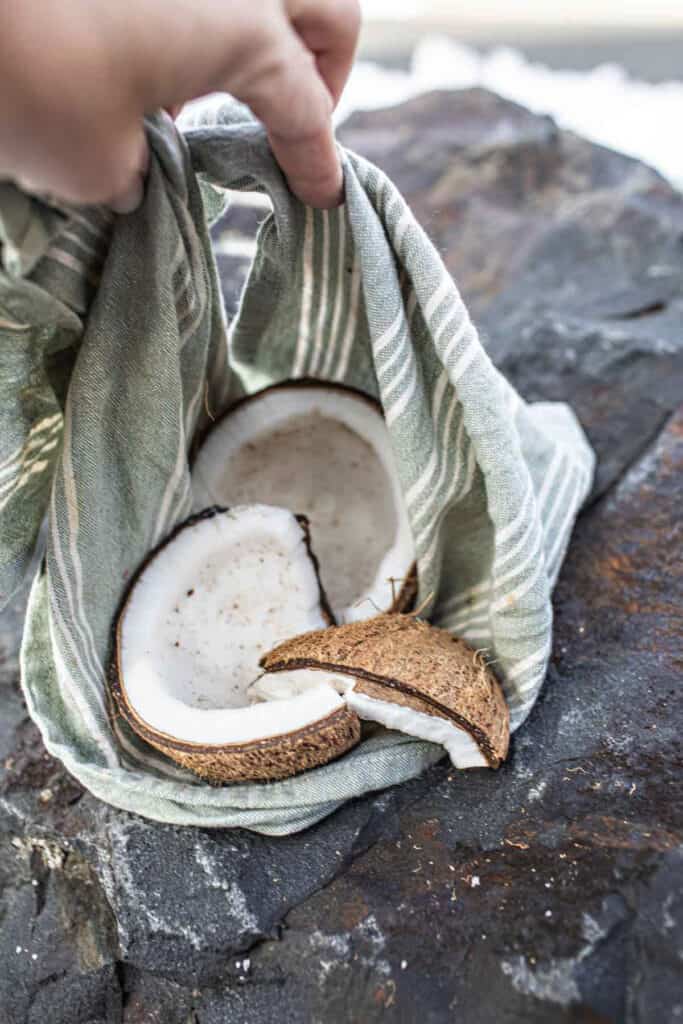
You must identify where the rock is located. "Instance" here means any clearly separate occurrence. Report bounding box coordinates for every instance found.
[119,968,193,1024]
[1,89,682,1022]
[90,772,440,986]
[340,88,683,498]
[224,408,682,1024]
[0,834,120,1024]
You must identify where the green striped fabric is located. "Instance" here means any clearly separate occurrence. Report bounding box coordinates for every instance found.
[0,106,594,834]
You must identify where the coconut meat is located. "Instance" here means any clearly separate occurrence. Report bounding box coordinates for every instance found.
[192,385,414,621]
[249,672,488,768]
[117,505,344,746]
[344,690,487,768]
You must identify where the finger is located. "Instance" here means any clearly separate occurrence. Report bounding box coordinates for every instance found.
[108,128,150,213]
[240,28,343,208]
[96,125,147,216]
[269,119,342,209]
[286,0,361,106]
[4,116,149,211]
[108,169,146,214]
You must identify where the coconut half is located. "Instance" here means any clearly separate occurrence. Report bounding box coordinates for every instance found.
[256,614,510,769]
[111,505,360,783]
[192,382,416,622]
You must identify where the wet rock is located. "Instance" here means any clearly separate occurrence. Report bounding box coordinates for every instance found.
[1,90,682,1023]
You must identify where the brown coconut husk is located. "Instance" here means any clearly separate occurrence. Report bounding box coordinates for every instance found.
[261,614,510,768]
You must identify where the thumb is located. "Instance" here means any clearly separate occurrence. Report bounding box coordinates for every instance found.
[106,125,150,214]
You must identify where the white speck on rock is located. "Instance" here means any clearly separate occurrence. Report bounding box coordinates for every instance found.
[471,875,480,888]
[581,913,606,944]
[11,835,66,871]
[356,914,392,976]
[143,908,204,951]
[528,780,547,803]
[311,931,352,986]
[310,930,352,958]
[502,905,615,1006]
[318,959,335,980]
[194,844,258,933]
[224,881,258,933]
[357,913,386,953]
[501,956,580,1007]
[312,917,392,981]
[662,895,677,932]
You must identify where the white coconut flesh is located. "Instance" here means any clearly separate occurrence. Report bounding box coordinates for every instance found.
[192,385,414,621]
[249,673,488,769]
[116,505,345,746]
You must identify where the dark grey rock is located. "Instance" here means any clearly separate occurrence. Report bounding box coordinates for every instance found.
[1,90,682,1023]
[195,407,682,1024]
[340,88,683,498]
[119,967,193,1024]
[0,835,120,1024]
[625,849,683,1022]
[91,769,440,986]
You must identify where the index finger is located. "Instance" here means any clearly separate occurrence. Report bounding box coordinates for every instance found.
[287,0,361,105]
[241,27,344,208]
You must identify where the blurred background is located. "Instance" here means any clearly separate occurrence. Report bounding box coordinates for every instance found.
[335,1,683,188]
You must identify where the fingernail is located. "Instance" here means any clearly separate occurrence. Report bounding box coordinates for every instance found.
[110,174,145,215]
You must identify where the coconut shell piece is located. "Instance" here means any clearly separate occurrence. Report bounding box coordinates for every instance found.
[109,680,361,784]
[110,504,361,784]
[261,614,510,768]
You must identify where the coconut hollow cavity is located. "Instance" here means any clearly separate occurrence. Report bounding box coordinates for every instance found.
[192,382,417,621]
[111,505,360,783]
[256,614,510,769]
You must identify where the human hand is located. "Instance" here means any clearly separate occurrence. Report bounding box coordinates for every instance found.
[0,0,360,211]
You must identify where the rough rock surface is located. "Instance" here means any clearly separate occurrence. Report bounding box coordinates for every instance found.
[1,89,682,1023]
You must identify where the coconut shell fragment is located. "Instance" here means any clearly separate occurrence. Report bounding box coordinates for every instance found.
[111,690,361,784]
[261,614,510,768]
[110,505,361,784]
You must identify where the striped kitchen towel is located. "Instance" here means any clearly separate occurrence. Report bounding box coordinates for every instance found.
[0,105,594,834]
